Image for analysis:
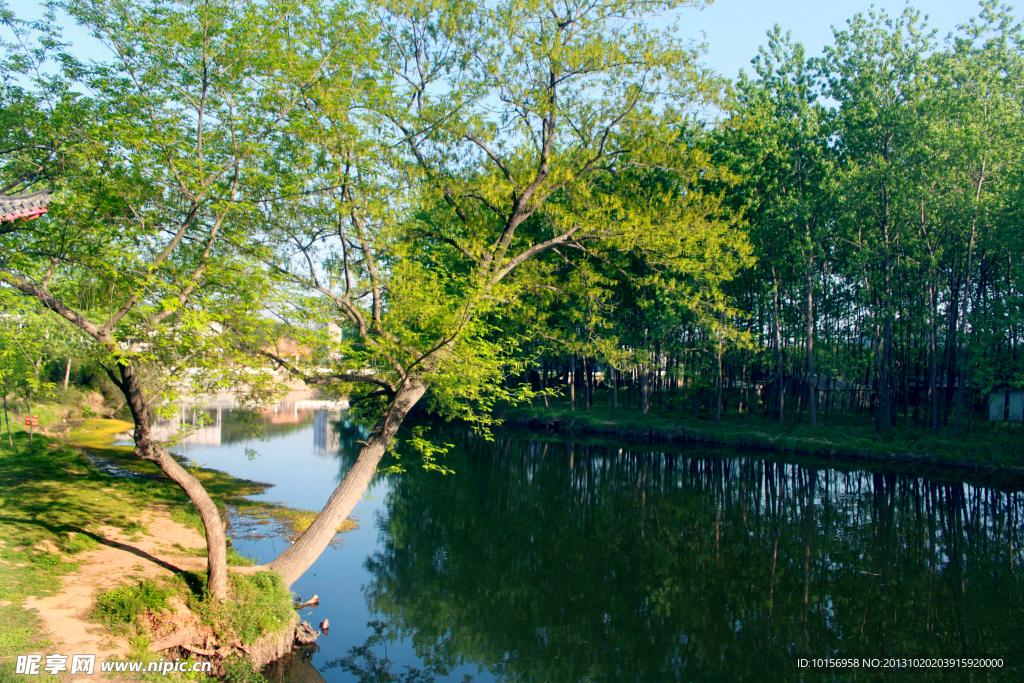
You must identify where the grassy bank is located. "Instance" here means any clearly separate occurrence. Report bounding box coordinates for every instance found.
[501,395,1024,472]
[0,410,311,680]
[62,417,327,541]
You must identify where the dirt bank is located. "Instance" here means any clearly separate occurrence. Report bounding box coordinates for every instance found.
[24,507,208,662]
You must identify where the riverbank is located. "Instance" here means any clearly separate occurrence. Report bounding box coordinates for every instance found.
[0,414,314,680]
[499,400,1024,475]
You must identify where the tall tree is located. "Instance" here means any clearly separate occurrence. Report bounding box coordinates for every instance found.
[823,6,934,433]
[0,0,364,600]
[260,0,746,586]
[718,27,832,426]
[929,1,1024,433]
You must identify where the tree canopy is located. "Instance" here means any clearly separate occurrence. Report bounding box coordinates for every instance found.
[2,0,1023,605]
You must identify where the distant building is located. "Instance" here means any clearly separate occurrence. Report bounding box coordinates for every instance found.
[316,321,343,343]
[313,408,340,456]
[989,390,1024,422]
[264,337,312,361]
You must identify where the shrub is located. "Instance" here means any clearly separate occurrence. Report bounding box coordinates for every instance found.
[222,653,267,683]
[92,579,170,629]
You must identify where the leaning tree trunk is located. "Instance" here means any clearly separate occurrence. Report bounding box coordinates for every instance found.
[117,363,229,601]
[267,379,428,587]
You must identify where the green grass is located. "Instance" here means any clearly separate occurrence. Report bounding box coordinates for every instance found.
[502,392,1024,470]
[92,579,172,631]
[0,413,312,678]
[202,571,293,648]
[0,432,131,679]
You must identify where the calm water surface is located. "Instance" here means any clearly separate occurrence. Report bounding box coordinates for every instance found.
[174,408,1024,682]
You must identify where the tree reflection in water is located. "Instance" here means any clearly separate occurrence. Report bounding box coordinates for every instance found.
[323,620,475,682]
[328,430,1024,682]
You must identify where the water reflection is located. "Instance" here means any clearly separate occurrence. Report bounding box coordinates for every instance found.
[149,397,348,454]
[340,431,1024,682]
[154,408,1024,682]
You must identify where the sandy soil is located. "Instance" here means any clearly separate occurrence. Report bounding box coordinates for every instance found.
[23,507,208,680]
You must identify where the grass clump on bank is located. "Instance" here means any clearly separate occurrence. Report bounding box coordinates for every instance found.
[92,579,172,631]
[93,570,292,650]
[206,571,293,647]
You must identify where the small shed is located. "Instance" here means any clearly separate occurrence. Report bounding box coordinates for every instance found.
[989,390,1024,422]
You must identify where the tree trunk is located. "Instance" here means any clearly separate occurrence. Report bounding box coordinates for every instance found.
[116,362,229,601]
[943,272,961,424]
[655,343,663,411]
[955,172,984,435]
[540,362,549,409]
[640,364,649,415]
[883,314,894,433]
[569,357,576,411]
[771,266,784,427]
[877,253,894,434]
[669,353,678,410]
[584,356,592,412]
[611,367,618,412]
[3,391,13,449]
[267,379,428,587]
[929,276,939,435]
[805,242,817,428]
[715,319,724,423]
[63,357,72,391]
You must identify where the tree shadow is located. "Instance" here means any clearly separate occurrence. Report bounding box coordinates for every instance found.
[0,514,198,584]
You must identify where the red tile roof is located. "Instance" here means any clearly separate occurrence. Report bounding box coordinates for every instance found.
[0,190,53,222]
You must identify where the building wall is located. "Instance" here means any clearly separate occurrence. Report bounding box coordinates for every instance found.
[989,391,1024,422]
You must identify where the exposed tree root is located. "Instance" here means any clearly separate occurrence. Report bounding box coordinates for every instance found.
[150,612,310,672]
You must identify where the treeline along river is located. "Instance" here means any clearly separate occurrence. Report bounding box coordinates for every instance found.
[193,410,1024,681]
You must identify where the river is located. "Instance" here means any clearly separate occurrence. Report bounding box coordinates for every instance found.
[167,406,1024,682]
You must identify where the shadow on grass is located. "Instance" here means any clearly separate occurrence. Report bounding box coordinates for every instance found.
[0,515,190,575]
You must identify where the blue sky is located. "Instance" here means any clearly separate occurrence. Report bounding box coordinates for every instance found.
[5,0,992,80]
[692,0,985,79]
